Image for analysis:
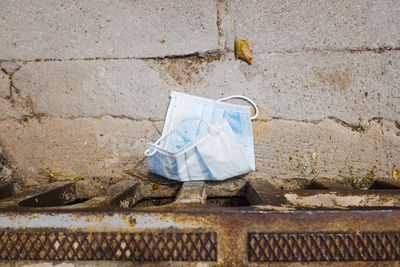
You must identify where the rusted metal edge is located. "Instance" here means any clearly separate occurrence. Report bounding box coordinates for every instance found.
[0,209,400,265]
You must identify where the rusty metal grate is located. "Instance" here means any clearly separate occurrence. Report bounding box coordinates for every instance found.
[249,232,400,262]
[0,231,217,261]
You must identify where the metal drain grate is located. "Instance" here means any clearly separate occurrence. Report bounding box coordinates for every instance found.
[248,232,400,262]
[0,231,217,261]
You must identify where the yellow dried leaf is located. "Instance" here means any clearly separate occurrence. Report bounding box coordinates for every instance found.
[49,172,84,180]
[393,169,400,180]
[235,39,252,64]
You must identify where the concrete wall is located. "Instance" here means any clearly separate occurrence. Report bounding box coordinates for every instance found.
[0,0,399,187]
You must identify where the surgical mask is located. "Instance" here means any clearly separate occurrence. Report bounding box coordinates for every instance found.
[161,91,258,170]
[144,118,253,181]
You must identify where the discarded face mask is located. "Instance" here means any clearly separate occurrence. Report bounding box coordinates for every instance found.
[144,91,258,181]
[144,118,253,181]
[162,92,258,169]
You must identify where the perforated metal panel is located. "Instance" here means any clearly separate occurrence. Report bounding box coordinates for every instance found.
[0,231,217,261]
[249,232,400,262]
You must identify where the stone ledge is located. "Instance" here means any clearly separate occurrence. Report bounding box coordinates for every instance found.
[0,117,398,187]
[222,0,400,53]
[9,51,400,124]
[0,0,219,60]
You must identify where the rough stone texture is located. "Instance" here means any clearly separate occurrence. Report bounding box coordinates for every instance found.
[252,119,400,181]
[382,121,400,178]
[178,52,400,124]
[13,60,174,119]
[0,117,398,186]
[13,52,400,124]
[0,70,31,120]
[0,0,219,60]
[0,0,399,190]
[224,0,400,53]
[0,71,9,98]
[175,181,206,204]
[0,82,29,120]
[0,62,23,75]
[0,99,24,120]
[0,117,161,186]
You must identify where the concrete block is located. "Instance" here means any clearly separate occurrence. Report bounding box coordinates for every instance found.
[179,52,400,124]
[0,0,219,60]
[224,0,400,53]
[12,51,400,124]
[252,118,399,181]
[13,60,174,119]
[0,116,398,187]
[0,116,160,185]
[175,181,206,204]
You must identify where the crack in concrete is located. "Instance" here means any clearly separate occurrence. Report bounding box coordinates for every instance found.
[0,62,26,103]
[9,64,24,92]
[152,124,162,135]
[261,116,398,134]
[0,114,164,124]
[1,114,398,136]
[0,50,223,64]
[6,63,35,117]
[0,64,8,76]
[216,0,228,50]
[225,46,400,55]
[395,121,400,131]
[328,116,366,133]
[0,46,399,63]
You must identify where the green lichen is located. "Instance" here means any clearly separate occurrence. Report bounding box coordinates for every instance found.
[364,167,376,186]
[352,166,376,189]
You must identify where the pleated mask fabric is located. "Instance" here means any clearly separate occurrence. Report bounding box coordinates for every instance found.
[144,91,258,181]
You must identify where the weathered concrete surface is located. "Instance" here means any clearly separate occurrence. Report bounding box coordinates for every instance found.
[0,71,8,98]
[0,69,31,120]
[0,0,219,60]
[175,181,206,204]
[252,119,400,181]
[0,70,28,119]
[13,52,400,124]
[0,117,162,186]
[0,99,24,120]
[0,0,399,191]
[0,61,23,75]
[223,0,400,53]
[13,60,173,119]
[0,116,398,187]
[179,52,400,124]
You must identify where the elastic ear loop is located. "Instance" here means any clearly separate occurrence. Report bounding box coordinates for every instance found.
[144,118,220,157]
[217,95,259,120]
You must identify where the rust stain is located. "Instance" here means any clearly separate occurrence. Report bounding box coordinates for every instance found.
[6,214,18,221]
[68,212,106,223]
[128,216,136,226]
[2,210,400,264]
[120,214,137,227]
[152,183,159,190]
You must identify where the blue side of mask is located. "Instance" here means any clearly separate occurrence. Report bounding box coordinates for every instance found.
[161,91,255,171]
[147,118,253,181]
